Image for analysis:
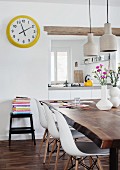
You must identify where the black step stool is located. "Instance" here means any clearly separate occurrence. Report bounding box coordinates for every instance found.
[9,112,36,146]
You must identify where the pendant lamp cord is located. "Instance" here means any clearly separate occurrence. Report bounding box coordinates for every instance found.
[89,0,91,33]
[107,0,109,23]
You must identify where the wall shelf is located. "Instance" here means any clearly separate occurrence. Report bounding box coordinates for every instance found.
[81,54,110,65]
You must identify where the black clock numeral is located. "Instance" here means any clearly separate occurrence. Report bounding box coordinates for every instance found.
[28,21,30,24]
[17,20,21,24]
[33,30,36,33]
[13,35,15,38]
[32,35,35,38]
[32,25,35,28]
[11,29,14,33]
[22,20,25,23]
[23,40,25,44]
[18,39,20,42]
[13,25,17,28]
[28,39,30,42]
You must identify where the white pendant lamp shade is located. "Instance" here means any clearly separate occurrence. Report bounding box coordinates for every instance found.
[100,23,117,52]
[83,0,98,56]
[84,33,98,56]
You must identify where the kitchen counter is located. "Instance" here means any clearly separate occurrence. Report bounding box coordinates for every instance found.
[48,85,111,90]
[48,85,112,100]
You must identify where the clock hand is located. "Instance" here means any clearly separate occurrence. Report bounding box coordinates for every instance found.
[19,27,31,34]
[20,23,26,36]
[24,27,32,32]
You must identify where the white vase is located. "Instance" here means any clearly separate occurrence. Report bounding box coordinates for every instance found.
[109,86,120,107]
[96,85,113,110]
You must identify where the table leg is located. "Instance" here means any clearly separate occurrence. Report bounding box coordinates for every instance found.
[110,148,118,170]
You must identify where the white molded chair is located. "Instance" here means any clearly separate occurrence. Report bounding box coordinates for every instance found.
[35,99,49,164]
[43,103,60,170]
[55,110,109,170]
[43,103,86,170]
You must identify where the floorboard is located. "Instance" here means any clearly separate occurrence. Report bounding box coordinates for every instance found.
[0,139,119,170]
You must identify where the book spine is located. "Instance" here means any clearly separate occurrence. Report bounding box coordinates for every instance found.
[13,100,31,102]
[13,109,31,111]
[12,102,30,104]
[12,104,30,107]
[13,97,30,99]
[13,112,31,114]
[12,105,30,107]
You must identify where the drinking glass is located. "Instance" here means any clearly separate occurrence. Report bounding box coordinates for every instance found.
[74,97,80,105]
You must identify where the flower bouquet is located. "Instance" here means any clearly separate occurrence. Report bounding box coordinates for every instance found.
[108,69,120,107]
[93,64,113,110]
[92,64,108,85]
[108,70,119,87]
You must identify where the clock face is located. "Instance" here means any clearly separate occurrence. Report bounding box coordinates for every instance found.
[6,15,40,48]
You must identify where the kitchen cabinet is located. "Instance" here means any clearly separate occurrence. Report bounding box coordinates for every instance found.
[48,90,70,100]
[91,89,110,99]
[91,89,101,99]
[70,89,92,100]
[48,87,110,100]
[49,89,92,100]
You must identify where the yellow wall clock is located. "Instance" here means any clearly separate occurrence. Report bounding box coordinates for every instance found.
[6,15,40,48]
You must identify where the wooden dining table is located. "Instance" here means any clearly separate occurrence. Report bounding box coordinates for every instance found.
[44,100,120,170]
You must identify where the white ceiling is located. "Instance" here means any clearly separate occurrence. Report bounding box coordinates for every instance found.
[1,0,120,6]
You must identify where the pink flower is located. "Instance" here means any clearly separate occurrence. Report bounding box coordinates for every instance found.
[103,71,107,75]
[100,64,103,67]
[96,66,99,69]
[101,75,105,79]
[97,69,101,72]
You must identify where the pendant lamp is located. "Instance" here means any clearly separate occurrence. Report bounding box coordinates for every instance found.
[100,0,117,52]
[83,0,98,56]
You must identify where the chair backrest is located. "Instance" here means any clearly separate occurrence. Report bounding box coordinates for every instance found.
[35,99,48,129]
[43,103,59,139]
[55,110,85,156]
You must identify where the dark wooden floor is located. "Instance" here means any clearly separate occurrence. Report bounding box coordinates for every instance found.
[0,139,119,170]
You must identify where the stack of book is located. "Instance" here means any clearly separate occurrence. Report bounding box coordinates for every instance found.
[12,97,31,114]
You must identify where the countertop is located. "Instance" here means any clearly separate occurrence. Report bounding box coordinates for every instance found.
[48,85,111,90]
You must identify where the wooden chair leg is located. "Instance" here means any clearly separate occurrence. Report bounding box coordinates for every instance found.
[47,139,57,168]
[64,156,72,170]
[75,159,79,170]
[81,157,86,170]
[89,156,93,168]
[43,132,50,164]
[39,129,47,155]
[97,157,103,170]
[54,141,61,170]
[70,157,74,166]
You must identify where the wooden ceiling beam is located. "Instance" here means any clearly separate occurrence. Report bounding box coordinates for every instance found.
[44,26,120,36]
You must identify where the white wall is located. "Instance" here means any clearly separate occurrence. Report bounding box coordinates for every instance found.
[0,1,120,140]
